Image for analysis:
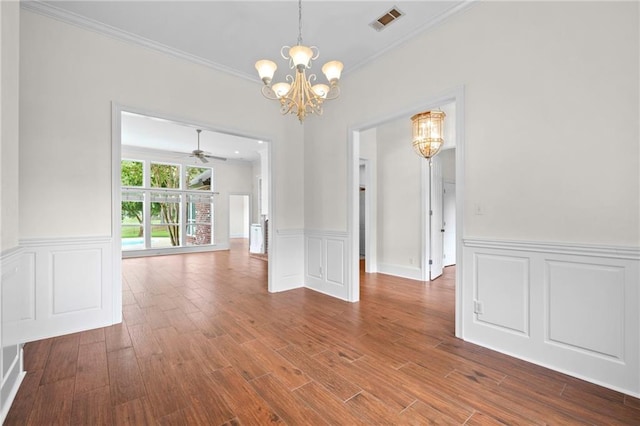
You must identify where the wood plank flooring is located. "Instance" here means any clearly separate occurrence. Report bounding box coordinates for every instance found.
[6,239,640,425]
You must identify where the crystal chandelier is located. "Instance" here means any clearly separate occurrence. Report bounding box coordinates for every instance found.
[411,110,446,159]
[255,0,344,123]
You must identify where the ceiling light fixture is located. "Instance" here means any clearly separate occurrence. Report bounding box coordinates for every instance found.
[411,110,446,160]
[255,0,343,123]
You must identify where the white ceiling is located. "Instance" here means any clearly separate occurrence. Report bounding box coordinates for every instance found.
[27,1,470,160]
[121,112,266,162]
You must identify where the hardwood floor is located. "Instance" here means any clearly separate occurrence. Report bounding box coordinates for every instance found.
[6,239,640,425]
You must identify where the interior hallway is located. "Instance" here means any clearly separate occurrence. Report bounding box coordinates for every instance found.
[5,240,640,424]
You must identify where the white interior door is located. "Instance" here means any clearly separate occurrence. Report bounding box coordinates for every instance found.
[430,156,444,280]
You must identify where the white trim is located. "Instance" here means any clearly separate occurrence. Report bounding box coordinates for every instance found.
[377,263,423,281]
[276,228,305,236]
[20,236,113,247]
[20,0,257,83]
[0,344,25,424]
[122,243,230,259]
[304,229,349,239]
[464,238,640,260]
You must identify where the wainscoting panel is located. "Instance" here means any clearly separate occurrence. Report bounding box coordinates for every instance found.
[463,239,639,396]
[306,236,323,280]
[546,260,624,360]
[270,229,304,292]
[51,249,103,315]
[325,239,345,286]
[305,230,350,301]
[475,253,529,335]
[0,247,27,423]
[17,237,117,343]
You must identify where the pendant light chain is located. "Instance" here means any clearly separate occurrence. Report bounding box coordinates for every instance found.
[297,0,303,45]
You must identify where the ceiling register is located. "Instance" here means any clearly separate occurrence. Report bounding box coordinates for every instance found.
[255,0,344,122]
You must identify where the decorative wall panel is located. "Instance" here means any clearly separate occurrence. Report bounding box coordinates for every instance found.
[463,239,639,396]
[546,261,624,359]
[475,254,529,334]
[305,230,350,301]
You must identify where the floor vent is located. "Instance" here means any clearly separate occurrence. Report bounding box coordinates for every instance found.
[369,6,404,31]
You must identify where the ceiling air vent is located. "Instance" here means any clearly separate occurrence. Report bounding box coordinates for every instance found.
[369,6,404,32]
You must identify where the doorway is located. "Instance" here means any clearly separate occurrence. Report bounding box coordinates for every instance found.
[348,86,465,337]
[112,103,274,297]
[229,194,250,239]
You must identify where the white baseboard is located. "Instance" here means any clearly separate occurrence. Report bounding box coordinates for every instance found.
[0,344,25,424]
[377,263,423,281]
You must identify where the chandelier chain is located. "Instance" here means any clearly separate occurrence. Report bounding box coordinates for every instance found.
[297,0,303,45]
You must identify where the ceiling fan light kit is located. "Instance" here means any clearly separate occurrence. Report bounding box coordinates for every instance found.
[255,0,343,123]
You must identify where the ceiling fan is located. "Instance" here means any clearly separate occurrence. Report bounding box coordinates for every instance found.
[188,129,227,163]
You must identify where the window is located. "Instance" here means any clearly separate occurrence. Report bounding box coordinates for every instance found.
[186,166,213,245]
[120,159,215,252]
[121,160,144,251]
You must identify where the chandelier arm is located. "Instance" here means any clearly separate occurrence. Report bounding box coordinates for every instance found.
[310,46,319,61]
[325,86,340,100]
[281,46,291,61]
[261,85,278,100]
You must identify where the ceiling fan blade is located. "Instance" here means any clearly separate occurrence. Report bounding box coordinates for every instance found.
[203,154,227,161]
[199,155,209,163]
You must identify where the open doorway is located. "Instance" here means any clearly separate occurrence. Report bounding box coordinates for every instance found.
[229,193,251,244]
[349,87,464,337]
[112,104,273,294]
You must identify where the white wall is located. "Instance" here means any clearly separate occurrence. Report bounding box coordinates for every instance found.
[19,10,303,239]
[0,2,25,422]
[215,162,253,243]
[376,118,422,277]
[304,1,640,395]
[1,0,19,251]
[440,148,455,184]
[306,1,639,246]
[229,195,250,239]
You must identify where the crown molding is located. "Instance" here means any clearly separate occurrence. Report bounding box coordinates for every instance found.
[20,0,258,83]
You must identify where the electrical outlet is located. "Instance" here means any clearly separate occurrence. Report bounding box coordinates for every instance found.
[409,257,414,265]
[474,204,484,215]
